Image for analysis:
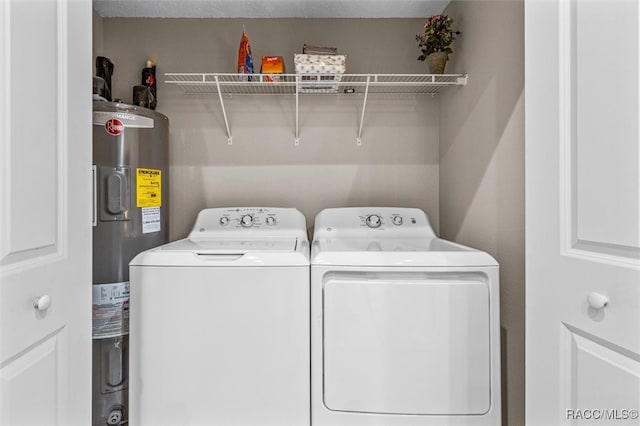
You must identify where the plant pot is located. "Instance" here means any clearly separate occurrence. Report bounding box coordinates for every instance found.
[427,51,448,74]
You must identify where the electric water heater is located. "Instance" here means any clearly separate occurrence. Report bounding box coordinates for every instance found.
[92,101,169,426]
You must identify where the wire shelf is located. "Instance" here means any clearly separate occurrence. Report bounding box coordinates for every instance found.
[164,73,468,95]
[163,72,468,145]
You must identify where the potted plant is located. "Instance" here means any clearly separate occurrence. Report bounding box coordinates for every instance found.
[416,14,460,74]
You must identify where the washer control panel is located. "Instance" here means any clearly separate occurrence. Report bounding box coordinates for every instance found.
[213,208,279,229]
[189,207,307,240]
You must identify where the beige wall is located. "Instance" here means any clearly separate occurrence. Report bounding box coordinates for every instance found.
[95,9,526,423]
[92,9,104,68]
[440,1,525,425]
[97,18,440,238]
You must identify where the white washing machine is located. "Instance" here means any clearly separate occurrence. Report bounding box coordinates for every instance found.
[129,207,310,426]
[311,207,501,426]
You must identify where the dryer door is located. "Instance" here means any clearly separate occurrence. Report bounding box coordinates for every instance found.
[323,271,491,415]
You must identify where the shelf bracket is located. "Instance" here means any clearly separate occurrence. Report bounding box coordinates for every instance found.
[356,75,371,146]
[214,75,233,144]
[294,77,300,145]
[294,76,301,145]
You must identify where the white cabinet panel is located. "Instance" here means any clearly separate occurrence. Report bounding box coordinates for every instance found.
[4,0,59,259]
[573,0,640,255]
[565,327,640,425]
[0,332,61,425]
[0,0,92,425]
[526,0,640,424]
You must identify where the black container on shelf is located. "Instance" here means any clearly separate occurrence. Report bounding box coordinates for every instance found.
[141,66,157,110]
[132,85,155,109]
[96,56,114,101]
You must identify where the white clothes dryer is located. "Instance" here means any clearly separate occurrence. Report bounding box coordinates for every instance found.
[129,207,310,426]
[311,207,501,426]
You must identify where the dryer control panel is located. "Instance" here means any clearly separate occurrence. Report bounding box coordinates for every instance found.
[188,207,308,240]
[362,212,411,229]
[314,207,437,239]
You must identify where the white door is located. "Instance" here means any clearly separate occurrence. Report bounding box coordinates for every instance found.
[526,0,640,425]
[0,0,92,425]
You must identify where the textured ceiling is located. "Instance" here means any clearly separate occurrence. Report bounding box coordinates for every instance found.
[92,0,450,18]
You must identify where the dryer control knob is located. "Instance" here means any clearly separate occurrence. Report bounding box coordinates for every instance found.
[219,216,230,226]
[366,214,382,228]
[392,215,403,226]
[240,214,254,228]
[266,216,276,226]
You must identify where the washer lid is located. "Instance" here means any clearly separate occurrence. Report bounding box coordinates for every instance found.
[169,238,299,253]
[130,237,309,267]
[131,207,310,266]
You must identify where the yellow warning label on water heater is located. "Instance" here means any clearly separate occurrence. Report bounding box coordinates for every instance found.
[136,168,161,207]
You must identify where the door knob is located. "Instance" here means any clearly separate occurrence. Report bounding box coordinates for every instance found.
[33,295,52,311]
[587,292,608,310]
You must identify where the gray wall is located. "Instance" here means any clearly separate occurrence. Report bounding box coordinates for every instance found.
[94,17,440,239]
[440,1,525,425]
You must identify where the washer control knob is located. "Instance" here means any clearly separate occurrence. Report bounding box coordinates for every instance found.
[392,215,403,226]
[366,214,382,228]
[219,216,230,226]
[266,216,276,226]
[240,214,254,228]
